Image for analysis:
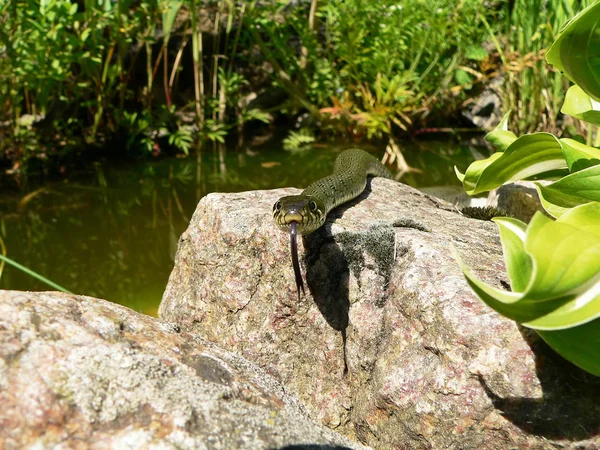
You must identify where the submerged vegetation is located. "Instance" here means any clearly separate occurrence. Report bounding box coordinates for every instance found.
[1,0,596,174]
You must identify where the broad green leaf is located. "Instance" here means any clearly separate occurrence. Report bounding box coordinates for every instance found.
[465,46,487,61]
[523,212,600,306]
[459,133,567,195]
[537,319,600,377]
[526,274,600,330]
[454,246,568,323]
[162,1,183,39]
[535,183,580,218]
[454,153,502,192]
[561,85,600,125]
[560,137,600,172]
[492,217,531,292]
[559,201,600,237]
[535,164,600,217]
[456,205,600,330]
[485,112,517,151]
[546,1,600,102]
[455,69,473,89]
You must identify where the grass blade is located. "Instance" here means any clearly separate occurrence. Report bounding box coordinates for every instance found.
[0,254,72,294]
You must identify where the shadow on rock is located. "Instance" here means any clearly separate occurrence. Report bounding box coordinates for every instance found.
[303,228,350,374]
[301,177,397,376]
[478,326,600,440]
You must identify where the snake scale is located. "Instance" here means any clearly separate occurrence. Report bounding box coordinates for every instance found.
[273,148,392,297]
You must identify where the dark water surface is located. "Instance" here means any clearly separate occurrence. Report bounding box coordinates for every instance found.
[0,139,485,316]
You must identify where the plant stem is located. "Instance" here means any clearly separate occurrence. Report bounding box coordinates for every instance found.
[91,43,116,142]
[308,0,318,30]
[212,0,223,122]
[163,39,172,110]
[0,254,72,293]
[191,0,205,132]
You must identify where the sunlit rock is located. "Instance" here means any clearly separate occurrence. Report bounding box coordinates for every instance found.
[160,178,600,449]
[0,291,366,450]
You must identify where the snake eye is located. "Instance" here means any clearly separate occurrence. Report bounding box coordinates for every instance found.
[273,201,282,212]
[308,200,318,212]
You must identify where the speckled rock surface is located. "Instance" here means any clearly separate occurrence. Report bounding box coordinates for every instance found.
[160,179,600,449]
[487,181,550,223]
[0,290,368,450]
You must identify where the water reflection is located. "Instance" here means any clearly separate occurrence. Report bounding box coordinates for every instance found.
[0,139,486,316]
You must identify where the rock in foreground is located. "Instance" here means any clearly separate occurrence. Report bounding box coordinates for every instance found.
[0,290,367,450]
[160,179,600,449]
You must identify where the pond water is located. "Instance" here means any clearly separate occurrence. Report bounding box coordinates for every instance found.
[0,138,487,316]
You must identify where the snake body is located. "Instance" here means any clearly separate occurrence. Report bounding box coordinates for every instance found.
[273,148,392,297]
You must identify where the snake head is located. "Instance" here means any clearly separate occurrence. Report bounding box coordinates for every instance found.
[273,195,326,235]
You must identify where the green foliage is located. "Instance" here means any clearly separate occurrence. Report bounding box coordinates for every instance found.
[545,2,600,103]
[457,1,600,377]
[0,0,269,169]
[282,129,315,151]
[455,204,600,376]
[457,2,600,202]
[3,0,596,171]
[489,0,597,134]
[455,120,568,196]
[248,0,496,136]
[561,85,600,125]
[168,125,194,155]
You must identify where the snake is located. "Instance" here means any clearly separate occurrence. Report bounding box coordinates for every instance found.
[273,148,393,298]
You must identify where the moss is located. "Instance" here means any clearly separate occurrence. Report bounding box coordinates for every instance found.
[459,206,510,221]
[392,218,430,232]
[336,224,395,294]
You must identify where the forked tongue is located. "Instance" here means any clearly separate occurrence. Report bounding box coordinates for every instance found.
[290,221,305,300]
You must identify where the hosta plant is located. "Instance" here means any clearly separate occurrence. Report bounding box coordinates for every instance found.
[455,203,600,376]
[456,1,600,376]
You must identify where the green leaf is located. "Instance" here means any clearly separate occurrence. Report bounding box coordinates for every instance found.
[523,212,600,310]
[40,0,51,15]
[162,1,183,40]
[546,1,600,102]
[26,18,45,33]
[561,85,600,125]
[535,164,600,217]
[493,217,531,292]
[453,245,565,324]
[485,112,517,151]
[560,137,600,172]
[535,183,580,218]
[80,28,91,42]
[458,133,567,195]
[465,45,487,61]
[455,69,473,89]
[0,254,72,293]
[537,320,600,377]
[559,201,600,237]
[456,203,600,332]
